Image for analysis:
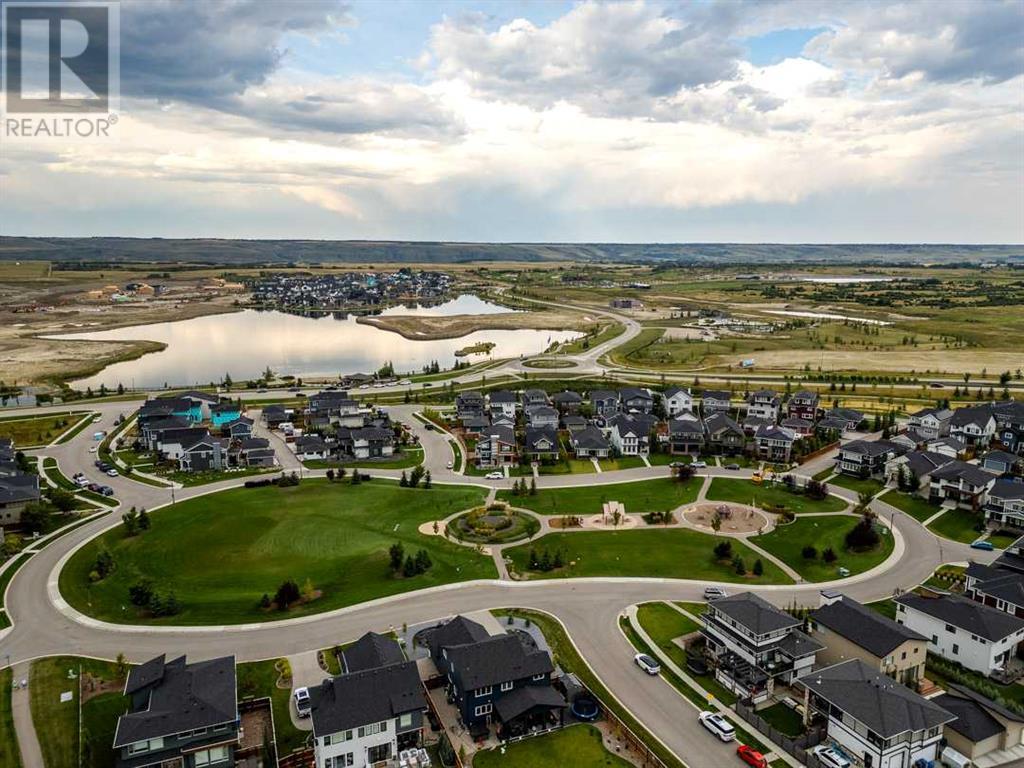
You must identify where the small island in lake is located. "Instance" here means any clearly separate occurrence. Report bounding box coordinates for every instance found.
[455,341,497,357]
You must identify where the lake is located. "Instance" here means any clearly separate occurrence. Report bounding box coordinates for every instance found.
[49,295,581,389]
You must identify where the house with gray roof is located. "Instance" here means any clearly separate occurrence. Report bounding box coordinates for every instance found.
[965,561,1024,620]
[908,406,954,440]
[487,389,518,419]
[663,386,693,417]
[523,426,560,461]
[927,460,999,510]
[570,424,611,459]
[837,439,903,478]
[475,425,517,469]
[884,449,954,490]
[985,479,1024,529]
[588,389,619,418]
[114,654,238,768]
[895,593,1024,676]
[668,416,704,455]
[811,592,927,686]
[935,683,1024,763]
[950,405,998,449]
[701,389,733,416]
[525,404,559,430]
[797,659,954,768]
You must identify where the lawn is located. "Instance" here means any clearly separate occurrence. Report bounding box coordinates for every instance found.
[474,724,632,768]
[497,477,700,516]
[60,480,493,625]
[928,507,986,544]
[29,656,126,768]
[753,516,893,582]
[596,456,647,471]
[42,457,77,490]
[879,490,941,523]
[868,599,897,619]
[55,413,98,445]
[505,529,791,584]
[237,659,309,755]
[566,459,599,474]
[646,452,683,466]
[161,465,279,487]
[988,530,1021,549]
[829,474,887,497]
[706,478,848,514]
[304,445,424,470]
[757,703,805,737]
[0,412,86,448]
[0,667,18,768]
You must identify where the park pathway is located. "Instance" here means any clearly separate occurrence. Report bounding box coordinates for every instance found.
[11,662,42,768]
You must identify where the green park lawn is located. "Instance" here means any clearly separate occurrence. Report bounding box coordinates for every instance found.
[304,445,424,470]
[829,474,887,497]
[498,477,700,516]
[706,478,847,514]
[60,480,492,625]
[0,411,87,448]
[0,667,17,768]
[30,656,127,768]
[928,507,986,544]
[879,490,942,523]
[474,724,632,768]
[505,528,791,584]
[753,515,893,582]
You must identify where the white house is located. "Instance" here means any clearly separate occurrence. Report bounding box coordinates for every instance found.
[487,390,518,420]
[949,405,998,450]
[663,387,693,417]
[746,390,781,422]
[908,407,953,440]
[798,659,955,768]
[895,593,1024,677]
[605,414,653,457]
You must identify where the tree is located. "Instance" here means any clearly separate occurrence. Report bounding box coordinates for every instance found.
[129,579,154,607]
[301,578,316,602]
[822,547,838,563]
[802,545,817,560]
[93,548,115,579]
[19,502,50,534]
[138,508,151,530]
[414,549,432,573]
[733,555,746,575]
[713,541,733,560]
[115,652,129,678]
[48,488,77,513]
[326,468,335,482]
[753,559,764,576]
[399,471,409,488]
[121,507,140,536]
[389,542,405,572]
[409,465,425,488]
[423,470,432,489]
[711,512,722,534]
[530,477,537,496]
[402,555,417,578]
[274,580,301,610]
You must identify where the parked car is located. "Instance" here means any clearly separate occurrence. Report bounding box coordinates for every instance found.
[812,746,852,768]
[75,476,90,488]
[970,539,995,551]
[668,461,686,468]
[87,483,102,493]
[446,461,454,469]
[484,471,504,480]
[105,468,119,477]
[100,485,115,496]
[88,445,97,453]
[724,463,740,470]
[633,653,660,675]
[692,460,707,469]
[424,423,435,431]
[736,745,768,768]
[704,586,728,600]
[698,711,736,742]
[686,656,709,676]
[293,686,311,718]
[94,460,104,468]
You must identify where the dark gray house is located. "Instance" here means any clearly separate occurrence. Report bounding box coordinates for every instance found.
[113,655,238,768]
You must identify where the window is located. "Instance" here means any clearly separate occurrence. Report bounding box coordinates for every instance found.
[532,673,546,681]
[368,745,391,764]
[945,624,956,633]
[326,755,353,768]
[500,681,513,692]
[476,686,493,697]
[194,746,229,766]
[325,730,353,746]
[399,713,413,728]
[952,644,959,655]
[930,635,938,645]
[357,722,387,738]
[475,703,493,717]
[127,738,164,755]
[901,651,906,660]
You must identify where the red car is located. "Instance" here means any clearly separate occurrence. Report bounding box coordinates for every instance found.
[737,745,768,768]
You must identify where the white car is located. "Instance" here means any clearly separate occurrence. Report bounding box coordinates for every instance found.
[691,461,707,469]
[446,461,454,469]
[698,711,736,742]
[485,471,504,480]
[105,468,119,477]
[293,686,311,718]
[703,586,728,600]
[75,477,90,488]
[633,653,660,675]
[88,446,97,453]
[813,746,851,768]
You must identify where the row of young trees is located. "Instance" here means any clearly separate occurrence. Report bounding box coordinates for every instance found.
[389,542,433,577]
[399,466,432,488]
[711,541,764,576]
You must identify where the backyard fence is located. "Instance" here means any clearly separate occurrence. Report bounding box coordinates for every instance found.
[599,701,671,768]
[735,702,828,768]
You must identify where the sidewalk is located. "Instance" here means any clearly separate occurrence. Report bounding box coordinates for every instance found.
[11,662,43,768]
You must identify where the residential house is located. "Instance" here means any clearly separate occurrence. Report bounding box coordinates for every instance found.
[964,562,1024,619]
[810,591,927,686]
[460,414,490,438]
[746,390,781,422]
[295,434,330,461]
[663,387,693,417]
[928,461,999,510]
[934,684,1024,764]
[589,390,619,418]
[701,592,822,703]
[753,424,798,463]
[310,634,426,768]
[222,416,253,440]
[895,593,1024,677]
[179,435,228,472]
[561,415,587,432]
[701,390,733,416]
[797,659,954,768]
[668,417,704,455]
[262,404,288,428]
[605,413,654,457]
[521,389,550,409]
[525,405,559,430]
[523,427,560,462]
[787,391,820,422]
[230,437,275,468]
[210,402,242,428]
[113,654,239,768]
[819,407,865,434]
[703,413,746,456]
[993,400,1024,455]
[985,480,1024,529]
[983,450,1021,476]
[476,426,518,469]
[179,390,221,421]
[908,406,954,440]
[428,615,564,738]
[884,450,954,490]
[156,427,213,462]
[139,415,191,449]
[780,416,814,438]
[0,440,40,525]
[487,390,518,420]
[927,436,968,459]
[550,390,583,415]
[456,391,485,420]
[950,405,998,450]
[339,427,395,460]
[619,387,654,414]
[570,425,611,459]
[837,439,902,478]
[140,397,199,424]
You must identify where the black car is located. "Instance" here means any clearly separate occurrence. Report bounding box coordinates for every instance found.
[424,423,435,431]
[94,460,104,468]
[100,485,115,496]
[725,463,740,470]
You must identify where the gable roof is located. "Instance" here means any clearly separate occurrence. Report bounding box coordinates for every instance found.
[342,631,406,674]
[895,593,1024,641]
[798,659,954,738]
[842,439,895,458]
[704,412,744,436]
[664,386,691,400]
[970,569,1024,608]
[487,389,517,404]
[991,478,1024,501]
[572,425,610,450]
[428,615,491,657]
[951,405,996,428]
[445,634,553,690]
[525,426,559,450]
[310,660,425,737]
[711,592,799,634]
[481,425,516,446]
[115,655,237,746]
[702,390,732,402]
[551,390,582,403]
[933,692,1006,743]
[902,450,955,477]
[930,460,998,487]
[811,596,926,658]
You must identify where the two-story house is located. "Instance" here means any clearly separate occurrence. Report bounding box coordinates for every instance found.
[605,413,654,457]
[993,400,1024,455]
[701,592,822,703]
[550,390,583,415]
[895,593,1024,677]
[570,425,611,459]
[0,437,41,526]
[703,413,746,456]
[341,427,395,460]
[964,562,1024,620]
[475,425,518,469]
[619,387,654,414]
[787,390,820,422]
[428,616,564,739]
[668,416,705,455]
[663,387,693,417]
[811,591,927,686]
[837,439,902,478]
[525,405,559,430]
[753,424,798,463]
[588,390,619,418]
[701,390,733,416]
[819,407,865,434]
[486,390,518,420]
[908,406,954,440]
[928,460,999,510]
[523,427,560,462]
[950,405,998,450]
[985,479,1024,529]
[456,391,485,421]
[310,633,427,768]
[797,659,954,768]
[179,435,229,472]
[521,389,550,409]
[746,390,781,422]
[113,655,239,768]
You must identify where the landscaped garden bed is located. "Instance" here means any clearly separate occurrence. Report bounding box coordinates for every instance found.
[447,503,540,544]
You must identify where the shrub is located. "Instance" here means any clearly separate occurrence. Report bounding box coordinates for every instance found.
[713,541,733,560]
[801,545,818,560]
[389,542,405,572]
[822,547,838,563]
[753,559,763,576]
[845,516,881,551]
[733,555,746,575]
[274,579,301,610]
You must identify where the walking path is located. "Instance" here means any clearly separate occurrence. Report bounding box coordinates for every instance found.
[11,662,42,768]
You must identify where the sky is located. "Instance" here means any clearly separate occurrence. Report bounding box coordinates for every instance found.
[2,0,1023,243]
